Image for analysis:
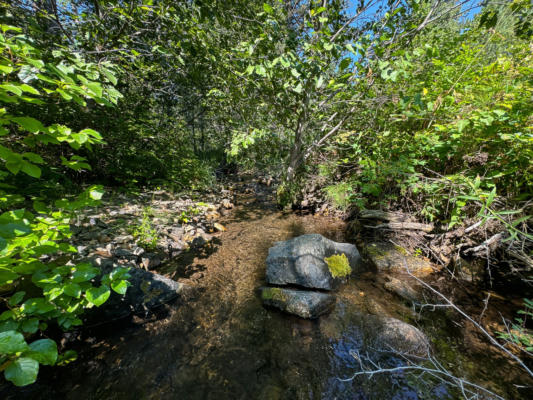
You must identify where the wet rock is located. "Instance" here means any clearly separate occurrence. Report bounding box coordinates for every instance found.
[453,256,485,282]
[364,242,436,277]
[364,315,430,357]
[89,256,114,270]
[113,248,135,259]
[89,217,107,228]
[114,234,134,244]
[221,199,234,209]
[133,246,145,256]
[384,277,419,302]
[140,254,162,270]
[206,211,220,221]
[76,245,88,255]
[213,222,226,232]
[91,247,112,258]
[266,234,362,290]
[85,267,188,323]
[259,286,336,319]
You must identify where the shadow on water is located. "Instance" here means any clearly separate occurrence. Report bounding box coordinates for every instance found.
[2,184,531,399]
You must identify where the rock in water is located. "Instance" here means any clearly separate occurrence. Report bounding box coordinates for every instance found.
[259,286,336,319]
[384,277,420,302]
[85,267,188,324]
[363,315,430,357]
[266,234,362,290]
[364,242,436,277]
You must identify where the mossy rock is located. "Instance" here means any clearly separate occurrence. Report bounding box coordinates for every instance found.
[259,286,336,319]
[266,234,362,290]
[363,242,437,277]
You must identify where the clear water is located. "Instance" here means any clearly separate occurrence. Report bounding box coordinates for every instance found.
[2,187,530,399]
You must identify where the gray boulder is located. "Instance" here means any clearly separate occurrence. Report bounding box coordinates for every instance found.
[259,286,336,319]
[266,234,362,290]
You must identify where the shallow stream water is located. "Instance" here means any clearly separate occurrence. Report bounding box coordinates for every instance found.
[3,184,531,399]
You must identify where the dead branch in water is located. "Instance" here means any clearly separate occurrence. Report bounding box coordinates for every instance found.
[364,221,434,232]
[339,348,506,400]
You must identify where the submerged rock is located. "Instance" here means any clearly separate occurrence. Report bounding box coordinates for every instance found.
[266,234,362,290]
[364,315,430,357]
[364,242,436,277]
[384,276,420,302]
[259,286,336,319]
[85,267,189,324]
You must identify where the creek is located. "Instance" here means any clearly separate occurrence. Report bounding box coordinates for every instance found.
[3,183,530,400]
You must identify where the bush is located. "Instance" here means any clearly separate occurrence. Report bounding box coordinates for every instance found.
[0,24,128,386]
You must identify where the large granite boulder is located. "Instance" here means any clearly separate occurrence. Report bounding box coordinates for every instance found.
[266,234,362,290]
[259,286,336,319]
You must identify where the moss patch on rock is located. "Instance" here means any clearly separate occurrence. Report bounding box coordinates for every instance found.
[261,287,287,302]
[324,253,351,278]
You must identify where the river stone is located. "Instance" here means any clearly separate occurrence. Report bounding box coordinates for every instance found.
[260,286,336,319]
[364,315,430,357]
[384,276,420,302]
[266,234,362,290]
[364,242,436,277]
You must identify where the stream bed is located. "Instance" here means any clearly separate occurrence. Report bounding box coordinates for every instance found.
[2,185,531,399]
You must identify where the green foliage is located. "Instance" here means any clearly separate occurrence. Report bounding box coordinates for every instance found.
[497,299,533,353]
[0,23,128,386]
[131,207,158,250]
[324,253,351,278]
[320,2,532,234]
[325,183,352,211]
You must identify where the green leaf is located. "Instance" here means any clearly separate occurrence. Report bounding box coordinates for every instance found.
[4,357,39,386]
[79,128,102,140]
[20,161,41,178]
[111,279,128,295]
[87,82,103,97]
[102,69,118,85]
[85,285,110,306]
[1,83,22,96]
[20,84,39,95]
[88,185,104,200]
[71,263,99,283]
[11,117,44,133]
[255,65,266,77]
[63,283,81,298]
[22,152,44,164]
[0,330,28,354]
[5,159,22,175]
[263,3,273,14]
[26,339,57,365]
[339,58,351,70]
[0,64,13,74]
[0,266,19,284]
[8,291,25,306]
[21,318,39,334]
[20,298,55,315]
[457,119,469,133]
